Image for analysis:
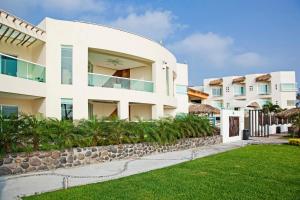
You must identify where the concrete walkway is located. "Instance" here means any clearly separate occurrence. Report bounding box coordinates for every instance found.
[0,137,287,200]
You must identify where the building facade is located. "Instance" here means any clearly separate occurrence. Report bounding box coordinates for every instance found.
[0,10,189,120]
[201,71,297,110]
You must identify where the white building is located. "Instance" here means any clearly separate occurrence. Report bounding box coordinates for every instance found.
[0,10,189,120]
[201,71,297,110]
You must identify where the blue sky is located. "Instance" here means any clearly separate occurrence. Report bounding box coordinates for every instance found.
[1,0,299,86]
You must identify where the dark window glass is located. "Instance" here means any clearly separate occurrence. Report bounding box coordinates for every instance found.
[1,105,18,118]
[1,55,17,76]
[61,99,73,120]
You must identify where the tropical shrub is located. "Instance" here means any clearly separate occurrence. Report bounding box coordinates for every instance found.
[0,114,215,154]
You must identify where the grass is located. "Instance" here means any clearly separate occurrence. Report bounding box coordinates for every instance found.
[24,145,300,200]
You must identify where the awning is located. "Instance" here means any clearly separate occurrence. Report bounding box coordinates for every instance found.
[247,102,261,109]
[209,78,223,86]
[0,9,45,47]
[255,74,271,82]
[232,76,245,84]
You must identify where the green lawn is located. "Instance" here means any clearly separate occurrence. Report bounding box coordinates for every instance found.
[24,145,300,200]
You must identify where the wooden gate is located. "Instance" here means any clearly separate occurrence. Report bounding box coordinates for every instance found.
[229,116,239,137]
[247,110,270,137]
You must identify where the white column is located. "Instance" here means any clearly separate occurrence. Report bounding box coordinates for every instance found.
[152,104,164,119]
[73,97,88,120]
[118,101,129,120]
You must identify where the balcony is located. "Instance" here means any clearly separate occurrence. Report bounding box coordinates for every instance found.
[212,87,223,97]
[88,73,154,92]
[258,84,271,95]
[234,85,246,98]
[280,83,297,92]
[0,53,45,82]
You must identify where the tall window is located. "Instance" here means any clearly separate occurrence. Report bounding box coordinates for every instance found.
[0,105,18,118]
[61,98,73,120]
[166,66,170,96]
[61,45,73,84]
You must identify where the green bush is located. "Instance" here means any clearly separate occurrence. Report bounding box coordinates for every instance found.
[0,114,215,154]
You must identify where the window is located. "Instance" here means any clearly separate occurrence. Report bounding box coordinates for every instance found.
[61,45,73,84]
[176,85,187,94]
[234,85,245,96]
[226,103,230,109]
[166,66,170,96]
[1,54,17,76]
[0,105,18,118]
[249,86,253,91]
[275,84,278,90]
[226,87,230,92]
[280,83,297,92]
[258,84,270,94]
[88,103,93,119]
[61,98,73,120]
[287,100,296,106]
[212,87,222,96]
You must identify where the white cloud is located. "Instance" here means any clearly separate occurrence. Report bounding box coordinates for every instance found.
[233,52,265,67]
[110,10,182,41]
[168,32,266,68]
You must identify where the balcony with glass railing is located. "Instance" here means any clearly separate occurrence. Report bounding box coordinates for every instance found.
[258,84,271,95]
[88,73,154,92]
[234,85,246,96]
[0,53,46,82]
[280,83,297,92]
[212,87,223,97]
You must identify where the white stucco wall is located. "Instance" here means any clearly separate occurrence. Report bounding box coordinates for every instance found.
[40,18,182,120]
[1,15,190,120]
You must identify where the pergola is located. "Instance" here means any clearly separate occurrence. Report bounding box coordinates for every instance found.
[0,9,45,47]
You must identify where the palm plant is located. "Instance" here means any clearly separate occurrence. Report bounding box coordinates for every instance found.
[21,114,48,151]
[78,117,107,146]
[262,102,282,113]
[106,117,128,144]
[155,118,179,144]
[0,114,23,153]
[47,118,77,149]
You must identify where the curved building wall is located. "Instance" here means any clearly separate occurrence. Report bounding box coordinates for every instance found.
[42,18,184,120]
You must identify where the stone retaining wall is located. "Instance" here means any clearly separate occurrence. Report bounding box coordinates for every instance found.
[0,135,222,176]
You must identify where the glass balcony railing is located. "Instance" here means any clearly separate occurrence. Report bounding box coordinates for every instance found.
[0,53,46,82]
[88,73,154,92]
[258,84,271,95]
[280,83,297,92]
[234,86,246,96]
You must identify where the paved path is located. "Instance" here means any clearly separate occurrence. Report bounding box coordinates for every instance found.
[0,136,287,200]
